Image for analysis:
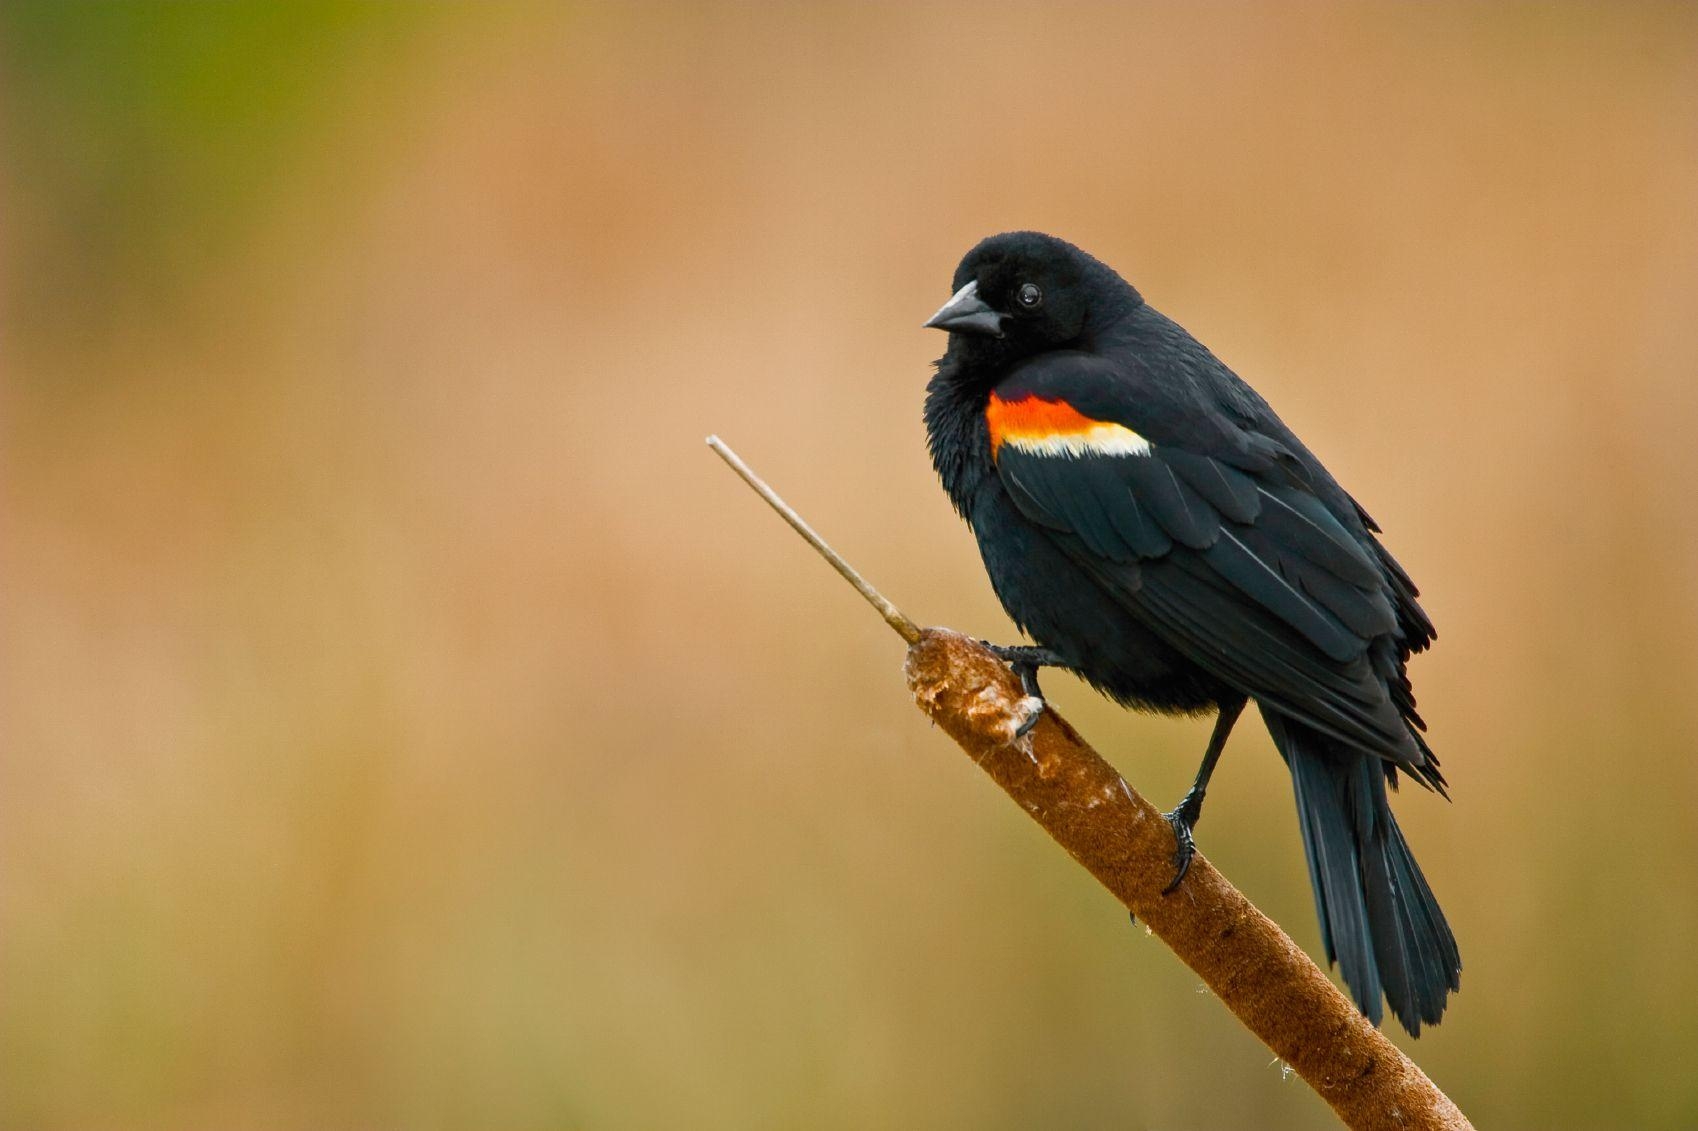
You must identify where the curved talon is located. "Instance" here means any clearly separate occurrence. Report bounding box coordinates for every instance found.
[1162,809,1198,894]
[982,643,1059,742]
[1013,697,1044,739]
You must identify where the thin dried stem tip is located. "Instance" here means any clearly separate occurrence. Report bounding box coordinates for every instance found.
[706,435,922,643]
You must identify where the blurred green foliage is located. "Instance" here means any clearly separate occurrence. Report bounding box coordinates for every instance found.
[2,3,431,345]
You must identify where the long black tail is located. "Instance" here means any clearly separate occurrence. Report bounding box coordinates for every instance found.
[1262,709,1461,1036]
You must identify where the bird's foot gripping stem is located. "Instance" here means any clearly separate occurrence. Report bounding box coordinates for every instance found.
[1161,788,1206,894]
[1158,696,1241,896]
[981,644,1066,739]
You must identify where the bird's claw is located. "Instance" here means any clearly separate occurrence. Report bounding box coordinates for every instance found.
[1161,794,1204,894]
[982,643,1056,740]
[1012,696,1044,738]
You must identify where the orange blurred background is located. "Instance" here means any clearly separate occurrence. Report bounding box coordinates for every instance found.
[4,4,1697,1127]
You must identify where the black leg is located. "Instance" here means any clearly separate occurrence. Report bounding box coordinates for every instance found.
[982,644,1067,738]
[1162,695,1247,894]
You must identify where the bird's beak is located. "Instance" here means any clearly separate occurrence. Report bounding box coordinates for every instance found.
[924,280,1006,338]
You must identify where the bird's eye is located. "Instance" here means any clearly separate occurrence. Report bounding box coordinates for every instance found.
[1015,282,1043,309]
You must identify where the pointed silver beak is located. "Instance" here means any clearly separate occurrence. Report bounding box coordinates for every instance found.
[923,280,1006,338]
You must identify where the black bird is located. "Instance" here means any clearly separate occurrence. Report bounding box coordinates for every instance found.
[922,231,1460,1035]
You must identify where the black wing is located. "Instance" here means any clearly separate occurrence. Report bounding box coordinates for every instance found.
[997,422,1427,770]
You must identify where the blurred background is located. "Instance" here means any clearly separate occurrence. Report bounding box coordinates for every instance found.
[4,3,1697,1127]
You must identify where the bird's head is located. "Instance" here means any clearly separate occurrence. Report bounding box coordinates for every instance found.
[925,231,1139,372]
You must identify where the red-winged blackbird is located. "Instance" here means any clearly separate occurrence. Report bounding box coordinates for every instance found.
[923,231,1460,1035]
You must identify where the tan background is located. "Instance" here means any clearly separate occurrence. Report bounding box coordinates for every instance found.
[5,4,1697,1127]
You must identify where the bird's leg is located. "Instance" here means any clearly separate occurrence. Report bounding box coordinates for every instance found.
[1162,695,1247,894]
[981,644,1067,738]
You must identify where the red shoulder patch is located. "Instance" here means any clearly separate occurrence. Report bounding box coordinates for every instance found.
[986,393,1150,459]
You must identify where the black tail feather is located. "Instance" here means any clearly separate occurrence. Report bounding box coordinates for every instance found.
[1263,708,1461,1035]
